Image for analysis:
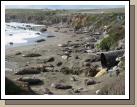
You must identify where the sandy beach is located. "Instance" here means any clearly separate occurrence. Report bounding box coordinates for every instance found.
[5,24,125,95]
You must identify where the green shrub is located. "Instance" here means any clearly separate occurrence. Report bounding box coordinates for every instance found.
[97,24,125,51]
[97,36,114,51]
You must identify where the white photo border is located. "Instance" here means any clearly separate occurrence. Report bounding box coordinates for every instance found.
[1,1,129,100]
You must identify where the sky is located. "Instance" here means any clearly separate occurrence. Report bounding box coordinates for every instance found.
[6,5,124,10]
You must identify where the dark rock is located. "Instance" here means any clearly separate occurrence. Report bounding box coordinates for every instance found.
[75,55,79,59]
[35,32,41,35]
[47,35,55,38]
[54,83,72,89]
[84,62,91,67]
[15,67,41,75]
[85,59,91,62]
[40,28,47,32]
[9,42,13,45]
[35,39,45,43]
[45,57,55,62]
[15,52,22,55]
[26,25,31,27]
[85,79,96,85]
[74,89,81,93]
[17,77,43,85]
[56,62,63,66]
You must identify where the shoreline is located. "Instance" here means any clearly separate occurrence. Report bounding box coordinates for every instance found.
[5,24,125,95]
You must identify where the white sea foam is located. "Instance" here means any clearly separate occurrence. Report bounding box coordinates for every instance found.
[5,22,44,45]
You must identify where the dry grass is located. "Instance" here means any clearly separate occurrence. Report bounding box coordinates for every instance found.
[99,75,125,95]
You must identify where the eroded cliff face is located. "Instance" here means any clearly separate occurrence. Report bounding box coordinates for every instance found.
[5,9,125,50]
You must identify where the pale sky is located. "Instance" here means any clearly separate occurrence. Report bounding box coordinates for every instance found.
[6,5,124,10]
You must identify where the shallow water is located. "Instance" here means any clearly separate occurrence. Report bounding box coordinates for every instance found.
[5,22,49,48]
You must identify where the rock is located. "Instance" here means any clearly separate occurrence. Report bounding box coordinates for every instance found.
[54,83,72,89]
[26,25,31,27]
[86,50,92,53]
[44,88,53,95]
[45,57,55,62]
[58,43,67,47]
[75,55,79,59]
[22,53,41,57]
[15,52,22,55]
[35,39,45,43]
[85,59,91,62]
[17,77,43,85]
[47,35,55,38]
[40,28,47,32]
[35,32,41,35]
[15,67,41,75]
[74,89,81,93]
[9,34,13,36]
[56,62,62,66]
[96,89,100,95]
[85,79,96,85]
[61,55,68,60]
[9,42,13,45]
[51,83,55,88]
[85,43,94,49]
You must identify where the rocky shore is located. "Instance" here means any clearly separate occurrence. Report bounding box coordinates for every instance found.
[5,24,125,95]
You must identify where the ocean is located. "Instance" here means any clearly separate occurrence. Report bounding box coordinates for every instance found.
[5,22,47,48]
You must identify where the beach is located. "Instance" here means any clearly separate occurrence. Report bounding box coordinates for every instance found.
[5,8,125,95]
